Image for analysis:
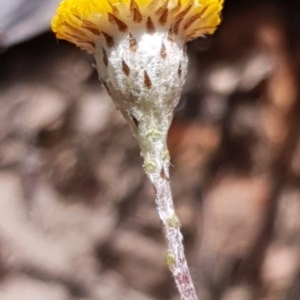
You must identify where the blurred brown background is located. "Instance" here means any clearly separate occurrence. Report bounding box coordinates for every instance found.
[0,0,300,299]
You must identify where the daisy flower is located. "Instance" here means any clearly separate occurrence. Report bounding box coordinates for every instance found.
[52,1,223,299]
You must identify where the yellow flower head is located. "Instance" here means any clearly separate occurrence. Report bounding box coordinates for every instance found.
[51,0,224,174]
[52,0,223,52]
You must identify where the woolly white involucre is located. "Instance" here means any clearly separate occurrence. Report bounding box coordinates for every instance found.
[95,30,188,174]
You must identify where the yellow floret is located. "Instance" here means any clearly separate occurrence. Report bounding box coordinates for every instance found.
[51,0,223,52]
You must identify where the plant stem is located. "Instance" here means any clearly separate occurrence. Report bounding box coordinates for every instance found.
[147,162,199,300]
